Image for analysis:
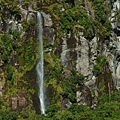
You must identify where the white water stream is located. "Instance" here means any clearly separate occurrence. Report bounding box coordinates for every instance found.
[36,12,45,114]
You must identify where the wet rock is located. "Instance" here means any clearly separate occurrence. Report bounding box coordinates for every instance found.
[27,12,35,21]
[41,12,53,27]
[43,27,55,45]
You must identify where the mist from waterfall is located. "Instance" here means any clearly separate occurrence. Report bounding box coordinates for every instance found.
[36,11,45,115]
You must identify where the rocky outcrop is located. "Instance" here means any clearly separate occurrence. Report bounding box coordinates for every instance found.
[0,0,120,111]
[58,0,120,107]
[76,84,92,107]
[8,93,28,110]
[61,97,72,109]
[60,32,94,77]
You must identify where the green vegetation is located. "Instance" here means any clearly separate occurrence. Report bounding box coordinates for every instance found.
[46,0,112,40]
[0,91,120,119]
[0,0,119,120]
[0,0,37,113]
[93,55,107,76]
[60,71,84,102]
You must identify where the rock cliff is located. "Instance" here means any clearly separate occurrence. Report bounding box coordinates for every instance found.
[0,0,120,111]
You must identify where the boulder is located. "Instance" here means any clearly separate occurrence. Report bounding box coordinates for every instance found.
[41,12,53,27]
[11,97,18,110]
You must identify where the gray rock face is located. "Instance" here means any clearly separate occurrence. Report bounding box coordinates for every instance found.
[9,95,28,110]
[105,0,120,89]
[59,0,120,105]
[60,0,120,91]
[76,84,92,107]
[0,0,119,109]
[60,33,98,77]
[110,0,120,29]
[43,27,55,45]
[41,12,53,27]
[62,97,72,109]
[75,36,91,76]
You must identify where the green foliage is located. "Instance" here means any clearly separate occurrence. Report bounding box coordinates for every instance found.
[0,0,21,18]
[0,110,19,120]
[93,91,120,119]
[9,30,21,41]
[45,58,63,81]
[61,71,84,102]
[0,1,37,110]
[91,0,112,39]
[61,78,76,102]
[110,90,120,102]
[22,20,36,32]
[68,104,94,120]
[93,55,106,76]
[6,64,14,81]
[94,101,120,120]
[53,110,74,120]
[46,104,61,118]
[0,34,12,62]
[47,0,112,41]
[116,9,120,21]
[0,91,120,120]
[0,0,118,119]
[45,91,120,120]
[45,57,63,103]
[92,0,111,23]
[23,38,36,70]
[60,6,96,38]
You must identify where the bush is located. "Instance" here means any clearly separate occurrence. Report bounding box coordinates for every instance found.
[0,110,19,120]
[93,55,106,76]
[46,104,61,118]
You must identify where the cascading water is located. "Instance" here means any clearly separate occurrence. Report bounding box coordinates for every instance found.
[36,12,46,114]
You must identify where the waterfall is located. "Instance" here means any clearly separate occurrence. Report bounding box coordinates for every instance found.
[36,12,46,114]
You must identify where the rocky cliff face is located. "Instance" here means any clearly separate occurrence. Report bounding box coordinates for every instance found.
[45,0,120,107]
[0,0,120,110]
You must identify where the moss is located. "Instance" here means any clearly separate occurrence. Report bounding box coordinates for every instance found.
[44,53,55,67]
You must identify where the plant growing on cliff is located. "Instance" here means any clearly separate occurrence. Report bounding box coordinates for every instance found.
[93,55,106,76]
[61,70,84,102]
[60,6,96,36]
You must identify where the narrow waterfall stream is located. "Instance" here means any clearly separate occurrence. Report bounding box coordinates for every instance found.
[36,12,46,114]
